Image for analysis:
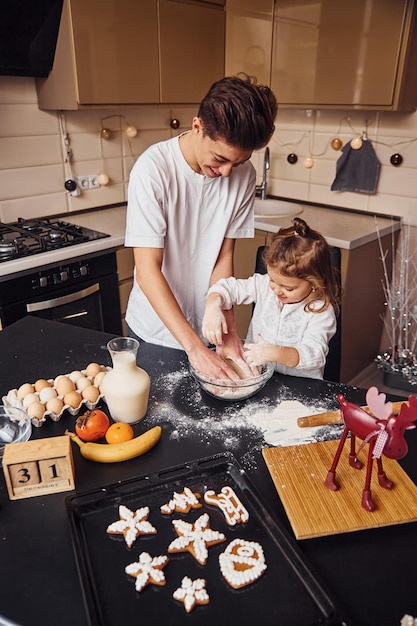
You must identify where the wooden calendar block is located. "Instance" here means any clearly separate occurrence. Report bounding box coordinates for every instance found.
[2,436,75,500]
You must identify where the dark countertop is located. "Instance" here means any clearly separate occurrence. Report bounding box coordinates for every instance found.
[0,317,416,626]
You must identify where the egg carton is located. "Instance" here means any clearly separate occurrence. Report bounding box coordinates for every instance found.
[2,364,111,428]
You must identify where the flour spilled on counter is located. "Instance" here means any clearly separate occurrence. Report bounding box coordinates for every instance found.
[146,369,343,471]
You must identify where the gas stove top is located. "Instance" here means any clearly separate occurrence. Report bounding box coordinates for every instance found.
[0,217,110,263]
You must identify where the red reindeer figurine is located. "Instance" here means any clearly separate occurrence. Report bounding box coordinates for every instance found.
[325,386,417,511]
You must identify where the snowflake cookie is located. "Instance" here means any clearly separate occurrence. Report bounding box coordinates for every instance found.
[203,486,249,526]
[160,487,202,514]
[125,552,169,592]
[173,576,209,613]
[167,512,226,565]
[219,538,267,589]
[106,505,157,548]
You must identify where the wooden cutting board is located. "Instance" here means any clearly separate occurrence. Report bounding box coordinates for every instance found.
[262,439,417,540]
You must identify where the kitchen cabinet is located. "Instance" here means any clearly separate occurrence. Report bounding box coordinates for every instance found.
[116,246,134,334]
[225,0,274,85]
[271,0,417,111]
[233,230,268,338]
[36,0,225,109]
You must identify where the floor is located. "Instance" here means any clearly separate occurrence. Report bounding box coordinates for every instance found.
[347,362,413,399]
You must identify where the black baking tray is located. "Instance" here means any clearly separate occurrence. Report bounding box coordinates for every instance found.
[66,452,351,626]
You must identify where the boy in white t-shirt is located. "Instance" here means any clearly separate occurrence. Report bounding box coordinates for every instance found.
[125,75,278,379]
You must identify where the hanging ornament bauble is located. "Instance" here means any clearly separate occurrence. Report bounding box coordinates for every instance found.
[64,179,77,192]
[331,137,343,150]
[98,173,110,186]
[287,153,298,164]
[101,128,112,140]
[170,118,180,129]
[350,136,363,150]
[126,125,138,138]
[390,153,403,166]
[303,156,314,169]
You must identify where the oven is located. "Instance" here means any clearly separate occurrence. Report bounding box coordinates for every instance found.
[0,218,123,335]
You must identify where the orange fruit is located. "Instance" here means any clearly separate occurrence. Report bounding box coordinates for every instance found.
[105,422,134,444]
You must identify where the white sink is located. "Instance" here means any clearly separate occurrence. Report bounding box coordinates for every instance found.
[254,198,303,218]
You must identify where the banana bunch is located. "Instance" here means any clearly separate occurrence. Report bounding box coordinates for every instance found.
[66,425,161,463]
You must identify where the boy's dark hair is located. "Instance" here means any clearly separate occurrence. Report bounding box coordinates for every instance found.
[197,74,278,151]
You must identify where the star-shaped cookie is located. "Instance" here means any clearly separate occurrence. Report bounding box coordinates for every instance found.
[173,576,209,612]
[106,505,157,548]
[167,512,226,565]
[125,552,169,592]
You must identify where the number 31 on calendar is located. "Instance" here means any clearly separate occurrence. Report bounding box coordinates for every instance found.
[2,436,75,500]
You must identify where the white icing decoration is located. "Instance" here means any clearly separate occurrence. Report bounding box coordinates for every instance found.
[219,539,266,589]
[106,505,156,547]
[160,487,201,514]
[125,552,169,592]
[173,576,209,612]
[204,486,249,526]
[168,513,225,565]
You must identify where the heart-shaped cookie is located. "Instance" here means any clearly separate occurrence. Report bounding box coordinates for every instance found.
[219,538,266,589]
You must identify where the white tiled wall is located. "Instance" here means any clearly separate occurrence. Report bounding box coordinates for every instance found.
[1,74,417,358]
[0,76,196,222]
[1,75,417,225]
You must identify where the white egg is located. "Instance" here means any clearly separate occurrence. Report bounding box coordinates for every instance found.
[76,376,92,391]
[39,386,57,403]
[69,370,84,383]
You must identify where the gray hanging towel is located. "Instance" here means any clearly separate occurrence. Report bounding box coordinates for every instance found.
[331,139,380,194]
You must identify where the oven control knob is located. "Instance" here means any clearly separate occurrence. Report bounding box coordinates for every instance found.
[39,276,48,288]
[60,270,69,282]
[80,265,88,276]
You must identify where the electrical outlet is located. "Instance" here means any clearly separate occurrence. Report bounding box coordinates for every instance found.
[88,175,100,189]
[76,175,100,190]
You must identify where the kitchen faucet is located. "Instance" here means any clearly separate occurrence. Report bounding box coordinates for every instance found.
[255,147,270,200]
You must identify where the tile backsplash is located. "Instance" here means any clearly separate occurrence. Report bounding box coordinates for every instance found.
[1,75,417,227]
[2,75,417,359]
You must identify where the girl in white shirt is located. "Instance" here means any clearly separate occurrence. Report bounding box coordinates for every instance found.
[202,217,340,379]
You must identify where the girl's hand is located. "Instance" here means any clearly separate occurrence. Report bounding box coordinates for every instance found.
[244,334,273,367]
[202,294,227,345]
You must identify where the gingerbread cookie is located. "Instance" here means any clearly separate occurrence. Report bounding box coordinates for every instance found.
[167,512,226,565]
[173,576,209,613]
[160,487,202,514]
[125,552,169,592]
[203,486,249,526]
[219,538,266,589]
[106,505,157,548]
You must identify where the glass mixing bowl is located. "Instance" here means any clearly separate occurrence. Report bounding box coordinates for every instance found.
[0,405,32,459]
[190,361,274,401]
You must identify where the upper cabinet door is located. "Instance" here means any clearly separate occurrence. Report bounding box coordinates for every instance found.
[225,0,274,86]
[271,0,417,110]
[71,0,159,105]
[159,0,225,104]
[36,0,225,109]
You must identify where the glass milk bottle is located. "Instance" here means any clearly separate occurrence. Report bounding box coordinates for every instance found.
[101,337,150,424]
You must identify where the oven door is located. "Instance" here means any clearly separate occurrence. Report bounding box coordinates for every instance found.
[0,252,123,335]
[26,282,104,330]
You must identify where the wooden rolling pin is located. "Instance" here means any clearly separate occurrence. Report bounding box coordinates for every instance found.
[297,401,408,428]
